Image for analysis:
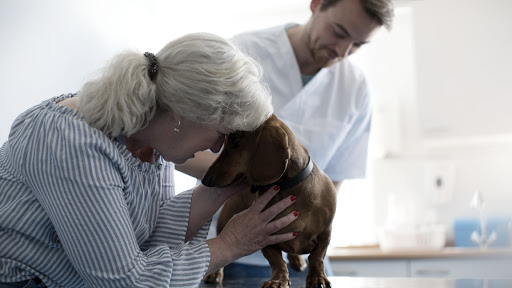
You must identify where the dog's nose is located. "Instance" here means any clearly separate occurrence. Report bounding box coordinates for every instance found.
[201,174,215,187]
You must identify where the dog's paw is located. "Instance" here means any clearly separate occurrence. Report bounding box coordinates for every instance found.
[306,276,331,288]
[203,268,223,284]
[287,254,307,272]
[261,279,291,288]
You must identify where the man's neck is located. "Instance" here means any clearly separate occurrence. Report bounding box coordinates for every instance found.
[286,25,321,76]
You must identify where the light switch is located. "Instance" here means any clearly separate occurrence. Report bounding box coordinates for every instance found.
[425,162,456,205]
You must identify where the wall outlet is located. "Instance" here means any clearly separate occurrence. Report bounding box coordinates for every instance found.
[425,162,456,205]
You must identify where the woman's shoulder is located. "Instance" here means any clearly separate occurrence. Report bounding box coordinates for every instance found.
[11,93,104,143]
[8,94,114,161]
[8,93,161,174]
[11,94,80,129]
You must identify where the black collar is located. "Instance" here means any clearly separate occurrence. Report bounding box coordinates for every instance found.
[250,157,314,194]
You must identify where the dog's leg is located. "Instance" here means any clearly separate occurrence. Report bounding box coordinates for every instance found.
[287,254,307,272]
[203,193,254,284]
[261,245,291,288]
[305,227,332,288]
[202,267,223,284]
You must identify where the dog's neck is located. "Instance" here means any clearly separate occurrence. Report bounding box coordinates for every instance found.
[282,146,310,181]
[251,145,312,194]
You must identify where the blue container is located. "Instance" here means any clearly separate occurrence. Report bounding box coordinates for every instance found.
[453,218,510,247]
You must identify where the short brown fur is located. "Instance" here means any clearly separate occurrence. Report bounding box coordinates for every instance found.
[202,114,337,288]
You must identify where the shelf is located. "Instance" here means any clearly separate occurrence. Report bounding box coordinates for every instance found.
[327,246,512,260]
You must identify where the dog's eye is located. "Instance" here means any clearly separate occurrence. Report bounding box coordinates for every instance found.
[228,137,240,149]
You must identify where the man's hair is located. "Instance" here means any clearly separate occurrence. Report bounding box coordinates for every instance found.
[320,0,395,29]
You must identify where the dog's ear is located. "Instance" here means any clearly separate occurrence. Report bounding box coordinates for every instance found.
[248,122,291,185]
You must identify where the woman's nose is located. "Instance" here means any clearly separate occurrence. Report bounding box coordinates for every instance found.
[210,137,225,153]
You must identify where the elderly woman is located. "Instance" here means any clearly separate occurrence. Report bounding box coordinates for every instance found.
[0,33,298,288]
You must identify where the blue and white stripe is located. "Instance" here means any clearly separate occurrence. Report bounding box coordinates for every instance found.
[160,161,176,201]
[0,94,210,287]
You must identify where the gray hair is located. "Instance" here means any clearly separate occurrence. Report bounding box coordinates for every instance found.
[320,0,395,30]
[78,32,273,137]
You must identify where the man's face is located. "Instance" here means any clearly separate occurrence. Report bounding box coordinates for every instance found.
[307,0,380,68]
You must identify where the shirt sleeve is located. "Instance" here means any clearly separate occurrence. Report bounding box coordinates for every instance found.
[324,79,372,182]
[142,188,212,249]
[160,160,176,201]
[21,114,210,288]
[141,188,212,286]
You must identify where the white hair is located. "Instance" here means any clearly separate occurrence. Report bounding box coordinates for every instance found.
[78,32,273,137]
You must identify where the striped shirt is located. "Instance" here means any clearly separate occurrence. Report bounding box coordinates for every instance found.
[0,94,211,287]
[160,161,176,201]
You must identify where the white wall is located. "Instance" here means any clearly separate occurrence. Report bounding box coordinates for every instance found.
[0,0,311,143]
[0,0,311,193]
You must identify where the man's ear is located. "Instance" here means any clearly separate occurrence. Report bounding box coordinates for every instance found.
[310,0,322,13]
[248,123,290,185]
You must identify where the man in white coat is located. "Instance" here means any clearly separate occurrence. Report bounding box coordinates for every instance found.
[178,0,394,279]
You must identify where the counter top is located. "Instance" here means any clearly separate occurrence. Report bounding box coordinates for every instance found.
[199,277,512,288]
[327,246,512,260]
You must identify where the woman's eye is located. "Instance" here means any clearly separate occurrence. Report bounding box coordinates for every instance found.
[229,138,240,149]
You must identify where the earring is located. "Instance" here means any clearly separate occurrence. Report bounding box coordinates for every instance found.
[174,120,181,134]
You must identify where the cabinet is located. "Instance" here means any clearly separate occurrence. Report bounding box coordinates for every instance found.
[331,260,408,277]
[412,0,512,142]
[328,247,512,278]
[409,258,512,278]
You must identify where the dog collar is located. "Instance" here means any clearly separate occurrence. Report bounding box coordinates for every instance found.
[250,157,314,194]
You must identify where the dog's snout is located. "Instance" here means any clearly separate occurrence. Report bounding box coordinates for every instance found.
[201,173,215,187]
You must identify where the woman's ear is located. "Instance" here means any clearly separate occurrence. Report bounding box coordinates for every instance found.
[248,123,291,185]
[170,109,181,123]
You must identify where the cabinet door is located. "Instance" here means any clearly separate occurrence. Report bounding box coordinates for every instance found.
[410,258,512,278]
[331,260,408,277]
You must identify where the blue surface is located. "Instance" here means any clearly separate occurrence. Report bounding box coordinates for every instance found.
[453,218,510,247]
[199,277,512,288]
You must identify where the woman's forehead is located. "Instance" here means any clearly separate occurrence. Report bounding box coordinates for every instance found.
[214,125,233,135]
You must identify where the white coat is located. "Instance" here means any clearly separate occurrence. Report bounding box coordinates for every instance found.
[232,25,372,183]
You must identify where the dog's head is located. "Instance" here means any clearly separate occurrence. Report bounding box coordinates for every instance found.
[202,114,292,188]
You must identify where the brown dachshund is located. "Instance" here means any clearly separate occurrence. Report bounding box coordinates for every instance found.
[202,114,337,288]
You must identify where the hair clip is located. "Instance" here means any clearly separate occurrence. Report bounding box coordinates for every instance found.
[143,52,158,81]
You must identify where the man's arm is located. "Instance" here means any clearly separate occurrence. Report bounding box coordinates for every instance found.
[332,180,343,193]
[176,151,218,179]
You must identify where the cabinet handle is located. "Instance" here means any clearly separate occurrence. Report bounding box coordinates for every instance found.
[415,268,451,276]
[335,270,358,276]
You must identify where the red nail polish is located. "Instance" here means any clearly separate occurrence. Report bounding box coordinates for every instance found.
[274,185,280,191]
[293,211,299,217]
[293,232,298,237]
[290,195,296,202]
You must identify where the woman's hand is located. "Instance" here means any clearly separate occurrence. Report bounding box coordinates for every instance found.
[186,182,249,242]
[206,185,298,274]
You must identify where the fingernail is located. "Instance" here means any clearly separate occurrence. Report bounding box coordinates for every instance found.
[274,185,280,191]
[293,211,299,217]
[290,195,296,202]
[293,232,298,237]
